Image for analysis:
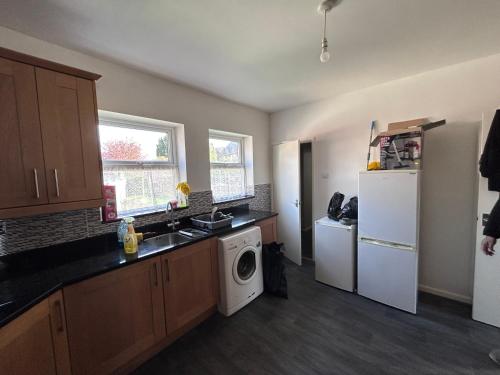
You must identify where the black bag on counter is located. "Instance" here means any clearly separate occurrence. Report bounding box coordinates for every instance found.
[339,196,358,220]
[327,192,345,221]
[262,242,288,298]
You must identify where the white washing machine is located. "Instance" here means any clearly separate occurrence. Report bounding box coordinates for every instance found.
[218,226,264,316]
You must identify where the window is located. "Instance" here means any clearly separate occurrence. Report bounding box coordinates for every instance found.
[99,117,178,217]
[209,132,251,202]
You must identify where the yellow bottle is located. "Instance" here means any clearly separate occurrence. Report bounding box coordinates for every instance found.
[123,223,138,254]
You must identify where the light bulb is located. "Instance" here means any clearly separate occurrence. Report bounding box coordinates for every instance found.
[320,48,330,63]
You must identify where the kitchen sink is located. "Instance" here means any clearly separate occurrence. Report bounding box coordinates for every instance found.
[143,232,191,248]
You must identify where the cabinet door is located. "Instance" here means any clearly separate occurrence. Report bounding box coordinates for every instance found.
[162,239,216,334]
[36,67,103,203]
[0,296,71,375]
[257,217,277,244]
[0,57,48,208]
[63,258,165,375]
[48,291,72,375]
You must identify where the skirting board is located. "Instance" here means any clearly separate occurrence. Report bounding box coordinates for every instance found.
[419,284,472,305]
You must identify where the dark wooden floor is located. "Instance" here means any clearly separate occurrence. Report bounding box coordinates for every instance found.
[133,260,500,375]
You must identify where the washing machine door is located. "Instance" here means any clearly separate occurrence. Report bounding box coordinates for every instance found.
[233,246,258,285]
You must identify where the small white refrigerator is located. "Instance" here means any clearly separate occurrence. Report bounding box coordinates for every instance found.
[358,170,420,314]
[315,217,357,292]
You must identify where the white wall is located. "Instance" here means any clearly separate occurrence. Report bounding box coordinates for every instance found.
[271,53,500,303]
[0,26,271,192]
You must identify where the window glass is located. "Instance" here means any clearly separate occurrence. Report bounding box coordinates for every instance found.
[100,123,177,216]
[100,125,172,162]
[209,138,241,164]
[209,134,247,202]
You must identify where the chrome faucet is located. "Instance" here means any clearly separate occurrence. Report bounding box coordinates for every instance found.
[210,206,218,222]
[166,202,180,231]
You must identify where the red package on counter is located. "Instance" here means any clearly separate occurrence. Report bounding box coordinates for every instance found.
[102,185,117,222]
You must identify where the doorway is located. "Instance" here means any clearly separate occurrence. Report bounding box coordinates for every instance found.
[272,140,313,266]
[300,142,313,260]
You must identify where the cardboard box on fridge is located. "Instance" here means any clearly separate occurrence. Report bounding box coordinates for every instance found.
[370,118,446,170]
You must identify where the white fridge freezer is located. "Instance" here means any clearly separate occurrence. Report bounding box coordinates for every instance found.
[358,170,421,314]
[315,217,357,292]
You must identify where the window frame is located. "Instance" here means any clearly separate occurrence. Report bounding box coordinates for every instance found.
[99,117,177,168]
[209,132,248,202]
[99,116,179,217]
[209,133,244,167]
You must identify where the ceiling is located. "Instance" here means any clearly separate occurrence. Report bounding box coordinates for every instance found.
[1,0,500,112]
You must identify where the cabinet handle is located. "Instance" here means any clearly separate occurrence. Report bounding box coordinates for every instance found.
[153,262,158,286]
[54,169,60,197]
[54,300,64,333]
[164,259,170,282]
[33,169,40,199]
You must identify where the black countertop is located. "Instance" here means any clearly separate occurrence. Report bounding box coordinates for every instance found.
[0,207,277,328]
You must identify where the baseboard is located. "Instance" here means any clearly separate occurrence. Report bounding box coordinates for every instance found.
[418,284,472,304]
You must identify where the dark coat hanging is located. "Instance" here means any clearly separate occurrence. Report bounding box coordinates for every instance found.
[484,199,500,239]
[480,109,500,192]
[481,109,500,238]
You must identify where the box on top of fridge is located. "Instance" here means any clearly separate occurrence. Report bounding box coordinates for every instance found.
[370,118,446,170]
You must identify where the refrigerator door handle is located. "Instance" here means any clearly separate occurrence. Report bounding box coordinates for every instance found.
[359,237,416,252]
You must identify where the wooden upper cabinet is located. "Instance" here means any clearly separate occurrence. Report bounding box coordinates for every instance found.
[36,68,103,203]
[0,57,48,208]
[0,47,104,219]
[63,257,165,375]
[0,291,71,375]
[162,239,217,334]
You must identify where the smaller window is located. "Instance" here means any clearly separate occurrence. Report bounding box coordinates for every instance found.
[209,132,250,203]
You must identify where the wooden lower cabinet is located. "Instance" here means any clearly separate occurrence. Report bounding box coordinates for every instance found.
[257,216,278,244]
[162,238,218,334]
[0,291,71,375]
[1,237,223,375]
[63,257,165,375]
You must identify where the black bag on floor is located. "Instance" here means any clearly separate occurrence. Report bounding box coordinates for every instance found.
[262,242,288,299]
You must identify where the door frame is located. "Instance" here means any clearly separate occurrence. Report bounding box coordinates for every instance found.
[299,140,315,261]
[272,138,315,264]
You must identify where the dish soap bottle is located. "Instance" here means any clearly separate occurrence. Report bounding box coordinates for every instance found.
[123,218,138,254]
[117,219,128,244]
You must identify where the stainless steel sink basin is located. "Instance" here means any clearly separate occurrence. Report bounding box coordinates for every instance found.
[143,232,191,248]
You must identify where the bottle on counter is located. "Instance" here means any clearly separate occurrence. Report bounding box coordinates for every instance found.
[123,218,138,254]
[117,219,128,244]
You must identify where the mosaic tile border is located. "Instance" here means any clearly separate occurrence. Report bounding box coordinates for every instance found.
[0,184,272,256]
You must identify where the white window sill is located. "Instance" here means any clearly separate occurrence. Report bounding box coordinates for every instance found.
[212,195,255,205]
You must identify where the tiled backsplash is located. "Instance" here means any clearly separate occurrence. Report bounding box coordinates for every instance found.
[0,184,272,256]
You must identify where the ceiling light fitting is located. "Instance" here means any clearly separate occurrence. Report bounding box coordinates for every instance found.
[317,0,341,63]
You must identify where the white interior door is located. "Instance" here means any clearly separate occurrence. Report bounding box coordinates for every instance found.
[473,110,500,327]
[273,141,301,265]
